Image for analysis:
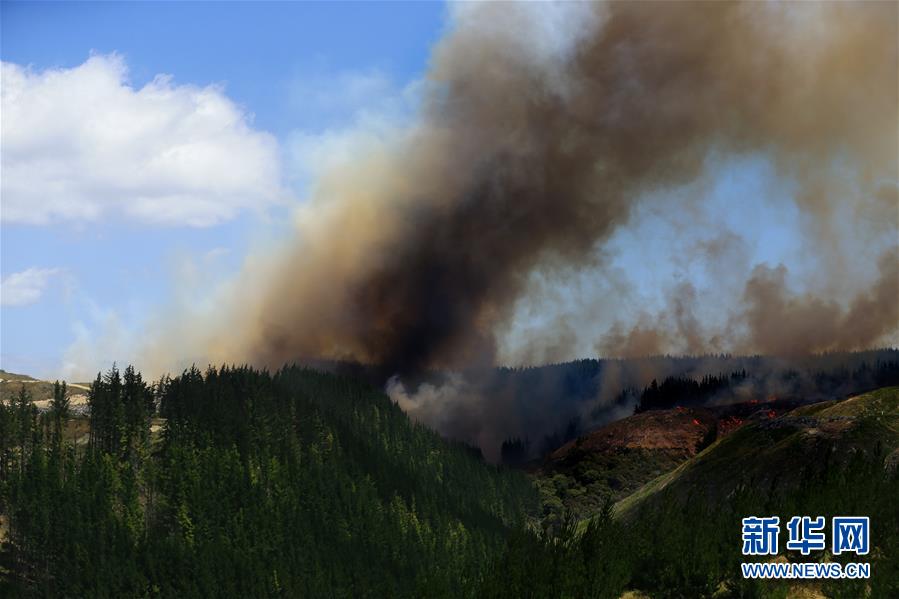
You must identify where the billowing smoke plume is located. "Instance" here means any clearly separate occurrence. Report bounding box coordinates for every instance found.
[122,1,897,451]
[199,0,894,374]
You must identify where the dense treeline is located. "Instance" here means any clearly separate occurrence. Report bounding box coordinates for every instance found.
[499,437,530,467]
[502,417,582,466]
[634,358,899,414]
[635,371,748,413]
[0,364,536,597]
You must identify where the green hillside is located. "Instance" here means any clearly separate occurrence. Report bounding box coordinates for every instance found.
[0,365,537,597]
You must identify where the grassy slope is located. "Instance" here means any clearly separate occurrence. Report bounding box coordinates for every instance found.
[614,386,899,519]
[0,370,37,382]
[0,370,91,404]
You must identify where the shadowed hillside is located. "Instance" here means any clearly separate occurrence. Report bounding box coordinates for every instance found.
[483,387,899,598]
[616,386,899,519]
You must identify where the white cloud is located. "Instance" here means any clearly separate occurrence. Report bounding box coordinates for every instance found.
[1,54,284,226]
[1,267,60,306]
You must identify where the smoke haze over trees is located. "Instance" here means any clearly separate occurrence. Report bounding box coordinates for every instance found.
[392,349,899,461]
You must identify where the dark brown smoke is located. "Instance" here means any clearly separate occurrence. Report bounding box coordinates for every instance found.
[136,1,897,378]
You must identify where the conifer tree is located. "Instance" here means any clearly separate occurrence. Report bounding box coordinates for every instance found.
[50,380,69,450]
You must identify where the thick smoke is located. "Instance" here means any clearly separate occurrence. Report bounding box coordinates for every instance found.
[123,2,897,453]
[210,1,895,374]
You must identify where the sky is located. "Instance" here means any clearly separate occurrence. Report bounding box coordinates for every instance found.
[1,1,446,378]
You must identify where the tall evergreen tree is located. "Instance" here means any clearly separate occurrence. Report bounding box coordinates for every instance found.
[49,381,69,450]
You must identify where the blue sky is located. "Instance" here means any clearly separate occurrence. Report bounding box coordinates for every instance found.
[1,1,446,377]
